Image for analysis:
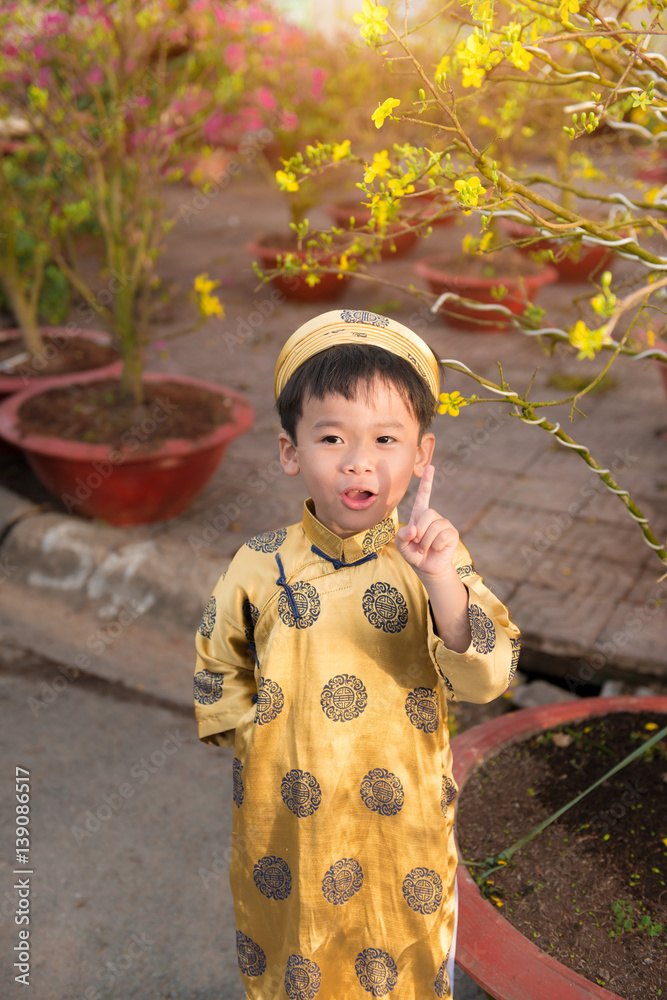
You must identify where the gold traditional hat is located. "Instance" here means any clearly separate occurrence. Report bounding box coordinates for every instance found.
[274,309,440,400]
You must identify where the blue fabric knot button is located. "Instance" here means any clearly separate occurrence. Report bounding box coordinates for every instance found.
[252,693,258,703]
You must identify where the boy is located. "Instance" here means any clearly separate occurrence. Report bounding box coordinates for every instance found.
[194,309,520,1000]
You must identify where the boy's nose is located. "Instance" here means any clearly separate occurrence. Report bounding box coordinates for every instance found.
[343,449,373,474]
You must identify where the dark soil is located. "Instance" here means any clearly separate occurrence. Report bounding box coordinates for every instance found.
[17,378,233,451]
[0,335,119,380]
[457,711,667,1000]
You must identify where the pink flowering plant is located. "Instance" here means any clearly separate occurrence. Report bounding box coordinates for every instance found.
[264,0,667,569]
[0,0,235,403]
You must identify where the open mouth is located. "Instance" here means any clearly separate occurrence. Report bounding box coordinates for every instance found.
[341,488,377,509]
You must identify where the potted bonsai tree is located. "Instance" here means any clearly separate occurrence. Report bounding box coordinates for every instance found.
[0,0,254,524]
[0,136,120,397]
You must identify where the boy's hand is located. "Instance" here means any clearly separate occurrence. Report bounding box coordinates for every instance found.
[395,465,460,581]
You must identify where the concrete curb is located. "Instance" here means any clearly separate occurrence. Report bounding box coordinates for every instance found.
[0,484,224,631]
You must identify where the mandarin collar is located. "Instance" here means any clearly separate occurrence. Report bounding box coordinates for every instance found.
[302,498,398,562]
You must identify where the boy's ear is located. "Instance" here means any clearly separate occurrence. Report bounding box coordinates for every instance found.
[413,432,436,477]
[278,431,300,477]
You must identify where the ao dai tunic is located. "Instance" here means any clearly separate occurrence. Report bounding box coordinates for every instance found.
[194,500,520,1000]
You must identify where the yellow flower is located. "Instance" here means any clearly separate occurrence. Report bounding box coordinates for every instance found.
[559,0,579,21]
[387,177,415,197]
[200,293,224,319]
[352,0,389,39]
[645,722,659,730]
[454,176,484,212]
[371,98,400,129]
[194,273,217,295]
[276,169,299,193]
[364,149,392,182]
[370,194,390,227]
[510,41,533,72]
[462,63,485,89]
[435,55,450,87]
[471,0,494,30]
[438,391,468,416]
[568,320,611,360]
[332,140,351,163]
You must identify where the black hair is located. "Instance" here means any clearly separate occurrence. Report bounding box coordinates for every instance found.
[276,343,440,443]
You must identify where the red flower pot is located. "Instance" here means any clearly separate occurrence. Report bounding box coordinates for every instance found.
[0,370,254,525]
[452,695,667,1000]
[325,201,419,260]
[248,233,353,302]
[503,220,616,283]
[414,252,557,332]
[0,327,121,400]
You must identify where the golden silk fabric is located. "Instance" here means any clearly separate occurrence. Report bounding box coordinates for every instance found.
[194,501,520,1000]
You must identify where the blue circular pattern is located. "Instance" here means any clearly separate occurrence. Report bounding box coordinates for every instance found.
[402,866,443,914]
[198,596,216,638]
[233,757,244,808]
[236,930,266,977]
[242,598,259,641]
[508,636,521,683]
[278,581,321,630]
[362,582,408,633]
[355,948,398,997]
[434,957,450,999]
[441,775,457,815]
[456,564,474,580]
[281,769,322,818]
[361,516,396,554]
[321,674,367,722]
[469,604,496,654]
[246,528,286,553]
[253,855,291,900]
[254,677,284,725]
[405,687,439,733]
[193,669,223,706]
[360,768,404,816]
[285,954,321,1000]
[322,858,363,905]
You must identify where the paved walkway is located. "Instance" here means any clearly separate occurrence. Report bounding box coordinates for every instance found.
[1,170,665,707]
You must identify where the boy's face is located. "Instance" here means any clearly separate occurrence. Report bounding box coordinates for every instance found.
[278,378,435,538]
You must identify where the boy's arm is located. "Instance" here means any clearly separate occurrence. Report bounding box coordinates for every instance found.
[396,465,520,703]
[194,557,259,747]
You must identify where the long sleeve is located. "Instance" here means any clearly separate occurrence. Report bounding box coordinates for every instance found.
[426,541,520,704]
[194,554,259,747]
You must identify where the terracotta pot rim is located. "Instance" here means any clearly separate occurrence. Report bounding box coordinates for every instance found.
[413,253,558,288]
[0,327,122,394]
[451,695,667,1000]
[247,234,355,261]
[0,370,255,463]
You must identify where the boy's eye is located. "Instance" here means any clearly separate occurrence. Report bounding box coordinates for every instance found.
[377,436,395,444]
[322,435,342,444]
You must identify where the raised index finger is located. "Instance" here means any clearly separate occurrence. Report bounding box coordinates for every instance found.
[410,464,434,525]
